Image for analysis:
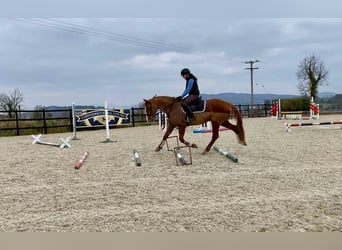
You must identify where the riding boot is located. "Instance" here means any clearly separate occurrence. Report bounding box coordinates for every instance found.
[183,105,195,124]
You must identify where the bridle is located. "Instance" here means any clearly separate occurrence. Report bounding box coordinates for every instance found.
[144,101,157,121]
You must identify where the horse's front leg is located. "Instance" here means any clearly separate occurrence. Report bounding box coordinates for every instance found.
[178,126,198,148]
[203,121,220,154]
[155,124,175,151]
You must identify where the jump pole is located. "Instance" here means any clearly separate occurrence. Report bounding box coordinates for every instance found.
[193,127,230,134]
[75,151,89,169]
[133,149,142,166]
[173,145,192,166]
[31,134,71,148]
[285,120,342,132]
[213,146,238,163]
[174,148,187,165]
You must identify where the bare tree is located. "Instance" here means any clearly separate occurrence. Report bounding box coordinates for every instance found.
[0,88,24,118]
[296,54,328,100]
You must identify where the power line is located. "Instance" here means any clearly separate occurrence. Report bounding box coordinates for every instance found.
[44,19,199,53]
[12,18,242,64]
[14,18,172,50]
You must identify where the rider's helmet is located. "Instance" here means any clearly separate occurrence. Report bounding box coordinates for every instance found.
[180,68,191,75]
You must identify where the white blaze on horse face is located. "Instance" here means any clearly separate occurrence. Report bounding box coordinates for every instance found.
[146,108,153,122]
[146,115,153,122]
[144,102,153,122]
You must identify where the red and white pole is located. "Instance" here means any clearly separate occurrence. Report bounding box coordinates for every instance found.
[75,151,89,169]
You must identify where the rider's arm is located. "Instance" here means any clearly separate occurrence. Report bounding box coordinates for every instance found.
[181,79,194,98]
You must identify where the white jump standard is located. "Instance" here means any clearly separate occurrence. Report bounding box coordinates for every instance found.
[31,134,71,148]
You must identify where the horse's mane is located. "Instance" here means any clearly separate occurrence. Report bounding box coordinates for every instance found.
[152,95,176,101]
[148,96,178,112]
[150,95,177,104]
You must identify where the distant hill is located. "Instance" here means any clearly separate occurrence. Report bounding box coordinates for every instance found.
[201,92,299,105]
[41,92,338,109]
[317,92,337,98]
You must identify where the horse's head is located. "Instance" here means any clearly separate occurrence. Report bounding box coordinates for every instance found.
[143,98,158,122]
[144,96,177,122]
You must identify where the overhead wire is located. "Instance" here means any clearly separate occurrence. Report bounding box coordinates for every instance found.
[14,18,167,50]
[40,18,201,53]
[12,18,243,64]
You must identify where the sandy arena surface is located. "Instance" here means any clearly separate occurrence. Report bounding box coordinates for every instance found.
[0,115,341,232]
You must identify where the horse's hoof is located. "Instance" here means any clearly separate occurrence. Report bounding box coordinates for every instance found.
[191,143,198,148]
[202,149,210,155]
[155,147,161,152]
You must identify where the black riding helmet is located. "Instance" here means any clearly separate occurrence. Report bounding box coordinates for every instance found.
[180,68,191,75]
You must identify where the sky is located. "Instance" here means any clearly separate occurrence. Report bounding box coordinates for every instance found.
[1,16,342,108]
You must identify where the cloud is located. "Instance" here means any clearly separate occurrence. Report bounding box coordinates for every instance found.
[1,18,342,108]
[122,52,193,69]
[265,47,288,57]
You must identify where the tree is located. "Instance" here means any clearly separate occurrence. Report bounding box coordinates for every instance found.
[296,54,328,100]
[0,88,24,118]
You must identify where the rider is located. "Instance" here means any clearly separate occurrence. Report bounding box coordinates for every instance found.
[177,68,200,123]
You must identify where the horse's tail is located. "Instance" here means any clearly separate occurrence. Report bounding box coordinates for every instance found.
[227,103,247,146]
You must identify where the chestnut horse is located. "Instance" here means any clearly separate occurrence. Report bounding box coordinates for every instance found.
[144,96,247,154]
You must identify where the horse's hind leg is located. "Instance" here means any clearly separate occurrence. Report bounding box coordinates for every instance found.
[203,121,220,154]
[221,120,238,133]
[221,120,246,145]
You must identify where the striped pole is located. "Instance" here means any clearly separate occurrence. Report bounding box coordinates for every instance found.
[75,151,89,169]
[133,149,142,166]
[285,121,342,132]
[193,127,230,134]
[213,146,238,163]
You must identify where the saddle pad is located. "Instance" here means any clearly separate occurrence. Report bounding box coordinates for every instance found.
[192,99,206,113]
[181,100,206,113]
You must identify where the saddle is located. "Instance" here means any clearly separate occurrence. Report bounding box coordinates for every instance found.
[182,97,206,113]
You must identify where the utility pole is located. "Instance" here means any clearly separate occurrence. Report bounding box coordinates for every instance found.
[245,60,259,117]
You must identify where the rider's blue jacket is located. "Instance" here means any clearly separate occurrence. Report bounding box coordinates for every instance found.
[181,77,200,98]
